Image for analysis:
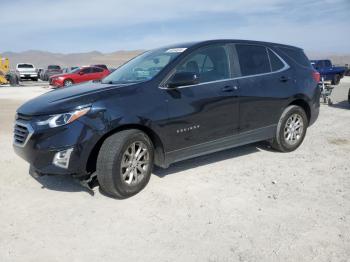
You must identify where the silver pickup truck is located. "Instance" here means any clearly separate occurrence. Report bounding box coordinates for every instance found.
[16,63,38,81]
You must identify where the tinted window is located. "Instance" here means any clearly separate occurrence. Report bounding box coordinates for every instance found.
[48,65,61,70]
[236,45,270,76]
[81,68,92,74]
[92,67,104,73]
[268,49,284,71]
[18,64,34,69]
[175,45,230,83]
[279,47,311,67]
[93,64,108,70]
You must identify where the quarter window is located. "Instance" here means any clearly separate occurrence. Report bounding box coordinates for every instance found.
[268,49,284,71]
[278,47,311,68]
[175,45,230,83]
[236,45,270,76]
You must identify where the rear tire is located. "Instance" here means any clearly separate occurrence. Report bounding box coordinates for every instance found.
[97,130,154,198]
[270,105,308,152]
[331,74,340,85]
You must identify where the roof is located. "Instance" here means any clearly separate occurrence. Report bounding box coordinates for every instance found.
[155,39,301,51]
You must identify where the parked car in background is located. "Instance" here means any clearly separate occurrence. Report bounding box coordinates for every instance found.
[310,59,346,85]
[344,64,350,76]
[40,65,63,81]
[16,63,38,81]
[49,66,110,87]
[37,68,44,79]
[14,39,320,198]
[91,64,108,70]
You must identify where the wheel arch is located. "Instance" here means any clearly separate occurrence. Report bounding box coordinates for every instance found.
[64,78,74,84]
[86,124,166,174]
[288,98,311,124]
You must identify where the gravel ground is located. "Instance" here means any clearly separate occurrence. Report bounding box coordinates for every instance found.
[0,79,349,262]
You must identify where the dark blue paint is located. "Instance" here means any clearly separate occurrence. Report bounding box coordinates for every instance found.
[14,39,320,177]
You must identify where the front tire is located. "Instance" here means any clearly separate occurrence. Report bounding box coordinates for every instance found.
[271,105,308,152]
[63,79,73,86]
[97,130,154,198]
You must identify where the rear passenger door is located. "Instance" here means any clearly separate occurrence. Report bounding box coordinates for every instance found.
[90,67,105,80]
[233,44,295,132]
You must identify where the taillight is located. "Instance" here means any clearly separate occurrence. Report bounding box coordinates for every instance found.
[312,70,320,83]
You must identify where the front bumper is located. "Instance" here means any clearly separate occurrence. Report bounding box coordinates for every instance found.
[19,73,37,78]
[49,78,64,87]
[13,118,101,177]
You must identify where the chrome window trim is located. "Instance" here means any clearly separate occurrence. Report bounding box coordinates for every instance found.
[159,46,290,90]
[13,121,34,147]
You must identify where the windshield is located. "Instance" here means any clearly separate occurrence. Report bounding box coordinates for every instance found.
[18,64,34,68]
[101,48,186,84]
[70,67,81,73]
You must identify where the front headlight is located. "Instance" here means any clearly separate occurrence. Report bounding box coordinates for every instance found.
[37,107,90,128]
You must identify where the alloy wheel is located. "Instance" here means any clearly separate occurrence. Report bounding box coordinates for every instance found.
[283,113,304,145]
[120,141,150,185]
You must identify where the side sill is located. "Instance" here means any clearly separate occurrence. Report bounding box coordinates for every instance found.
[163,125,276,167]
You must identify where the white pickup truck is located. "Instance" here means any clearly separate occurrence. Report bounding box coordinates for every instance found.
[16,63,38,81]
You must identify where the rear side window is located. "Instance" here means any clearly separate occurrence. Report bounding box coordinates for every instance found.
[268,49,284,71]
[236,45,270,76]
[81,68,92,74]
[279,47,311,67]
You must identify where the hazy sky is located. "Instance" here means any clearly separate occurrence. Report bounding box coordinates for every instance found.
[2,0,350,53]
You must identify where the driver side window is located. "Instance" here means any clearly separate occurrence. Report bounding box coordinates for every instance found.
[175,45,230,84]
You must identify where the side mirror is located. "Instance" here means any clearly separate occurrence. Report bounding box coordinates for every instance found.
[167,72,199,88]
[78,71,84,75]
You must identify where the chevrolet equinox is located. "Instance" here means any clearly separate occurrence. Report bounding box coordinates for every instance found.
[13,40,320,198]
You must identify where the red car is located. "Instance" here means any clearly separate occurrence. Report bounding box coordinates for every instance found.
[49,66,110,87]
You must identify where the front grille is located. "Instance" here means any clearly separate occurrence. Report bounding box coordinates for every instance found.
[13,122,33,147]
[16,113,33,122]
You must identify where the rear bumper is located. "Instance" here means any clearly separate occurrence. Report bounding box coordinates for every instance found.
[309,105,319,126]
[309,87,321,126]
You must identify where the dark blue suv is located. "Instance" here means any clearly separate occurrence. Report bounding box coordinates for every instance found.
[13,40,320,198]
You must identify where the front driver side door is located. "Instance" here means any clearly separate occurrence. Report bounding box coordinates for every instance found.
[160,44,240,153]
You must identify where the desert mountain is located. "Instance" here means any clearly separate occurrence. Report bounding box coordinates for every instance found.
[1,49,349,70]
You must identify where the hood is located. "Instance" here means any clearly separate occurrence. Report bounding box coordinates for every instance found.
[17,82,135,115]
[18,68,36,73]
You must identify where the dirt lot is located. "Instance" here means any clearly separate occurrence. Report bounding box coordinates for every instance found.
[0,79,349,262]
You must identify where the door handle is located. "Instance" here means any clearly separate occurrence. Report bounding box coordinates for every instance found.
[221,85,238,92]
[280,76,290,82]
